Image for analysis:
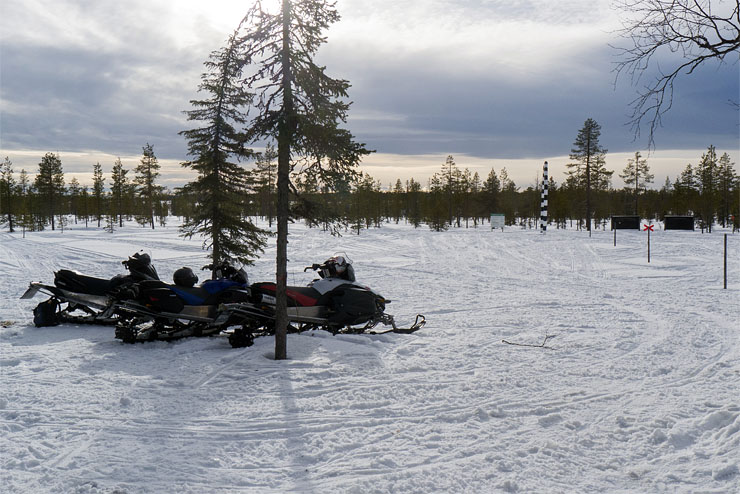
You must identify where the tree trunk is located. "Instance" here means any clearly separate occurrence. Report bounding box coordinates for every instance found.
[274,0,294,360]
[50,194,55,231]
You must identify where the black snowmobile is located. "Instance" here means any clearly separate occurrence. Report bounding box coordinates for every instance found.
[21,252,159,327]
[222,255,426,348]
[112,262,253,343]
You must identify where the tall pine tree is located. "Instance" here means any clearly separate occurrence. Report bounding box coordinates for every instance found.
[0,157,15,232]
[716,152,737,228]
[17,169,32,236]
[92,162,105,227]
[34,153,65,231]
[567,118,608,233]
[232,0,371,359]
[110,158,129,228]
[134,143,162,229]
[483,168,501,216]
[619,151,653,215]
[696,145,719,232]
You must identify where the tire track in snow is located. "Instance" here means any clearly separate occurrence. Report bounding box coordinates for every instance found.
[191,347,255,389]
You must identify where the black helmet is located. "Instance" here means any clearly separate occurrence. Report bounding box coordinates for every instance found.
[173,267,198,288]
[123,251,159,281]
[321,256,355,281]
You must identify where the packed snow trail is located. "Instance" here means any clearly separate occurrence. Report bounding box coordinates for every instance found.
[1,222,738,493]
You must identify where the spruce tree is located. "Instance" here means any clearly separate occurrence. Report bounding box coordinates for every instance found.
[134,143,162,229]
[34,152,65,230]
[180,31,267,273]
[499,168,518,225]
[1,157,15,232]
[427,174,449,232]
[68,177,81,224]
[17,169,31,236]
[674,164,698,215]
[253,144,278,228]
[110,158,129,228]
[232,0,371,359]
[483,168,501,216]
[406,178,422,228]
[716,153,737,228]
[469,171,481,227]
[460,168,473,228]
[440,155,458,225]
[696,145,719,232]
[92,162,105,227]
[392,179,404,224]
[620,151,654,215]
[80,185,90,228]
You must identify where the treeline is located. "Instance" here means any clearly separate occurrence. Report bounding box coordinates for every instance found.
[2,144,737,235]
[0,145,167,234]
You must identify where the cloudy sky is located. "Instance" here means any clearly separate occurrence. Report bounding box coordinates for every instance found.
[1,0,737,189]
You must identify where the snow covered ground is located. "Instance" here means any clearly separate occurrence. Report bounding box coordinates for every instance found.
[1,220,739,494]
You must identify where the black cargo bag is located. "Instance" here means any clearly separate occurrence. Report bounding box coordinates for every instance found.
[33,298,61,327]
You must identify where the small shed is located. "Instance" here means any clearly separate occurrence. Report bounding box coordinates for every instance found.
[664,215,695,230]
[490,213,505,230]
[611,215,641,230]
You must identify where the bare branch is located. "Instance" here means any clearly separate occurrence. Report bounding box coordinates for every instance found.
[613,0,740,147]
[502,332,556,349]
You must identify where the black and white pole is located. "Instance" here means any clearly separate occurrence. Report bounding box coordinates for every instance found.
[540,161,549,234]
[724,233,728,289]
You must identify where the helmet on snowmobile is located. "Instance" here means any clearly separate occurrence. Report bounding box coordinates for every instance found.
[232,267,249,285]
[321,255,356,282]
[123,251,159,281]
[221,266,249,285]
[208,261,248,285]
[173,267,198,288]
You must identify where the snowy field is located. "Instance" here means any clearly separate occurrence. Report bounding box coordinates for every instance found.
[1,220,739,494]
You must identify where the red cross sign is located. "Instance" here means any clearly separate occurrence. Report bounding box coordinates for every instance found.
[643,224,654,232]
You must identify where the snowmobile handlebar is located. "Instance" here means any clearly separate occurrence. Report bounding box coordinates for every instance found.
[304,264,323,272]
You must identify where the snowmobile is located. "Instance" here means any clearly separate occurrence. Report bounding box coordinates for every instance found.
[112,261,253,343]
[21,252,160,327]
[222,255,426,348]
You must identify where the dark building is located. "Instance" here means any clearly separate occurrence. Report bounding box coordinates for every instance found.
[664,215,695,230]
[611,215,641,230]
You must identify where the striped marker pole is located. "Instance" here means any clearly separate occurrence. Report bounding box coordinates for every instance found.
[540,161,548,233]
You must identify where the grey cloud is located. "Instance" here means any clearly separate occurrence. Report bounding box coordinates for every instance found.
[338,44,739,158]
[1,0,737,181]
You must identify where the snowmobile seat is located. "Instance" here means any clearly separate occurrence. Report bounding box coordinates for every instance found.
[168,280,246,305]
[54,269,127,296]
[251,282,321,307]
[135,279,248,310]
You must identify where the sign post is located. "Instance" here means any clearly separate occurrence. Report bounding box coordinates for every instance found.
[643,224,654,262]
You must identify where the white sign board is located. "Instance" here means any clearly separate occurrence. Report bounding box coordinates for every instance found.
[490,214,505,230]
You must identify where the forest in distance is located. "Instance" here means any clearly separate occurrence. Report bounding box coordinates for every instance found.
[1,140,738,237]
